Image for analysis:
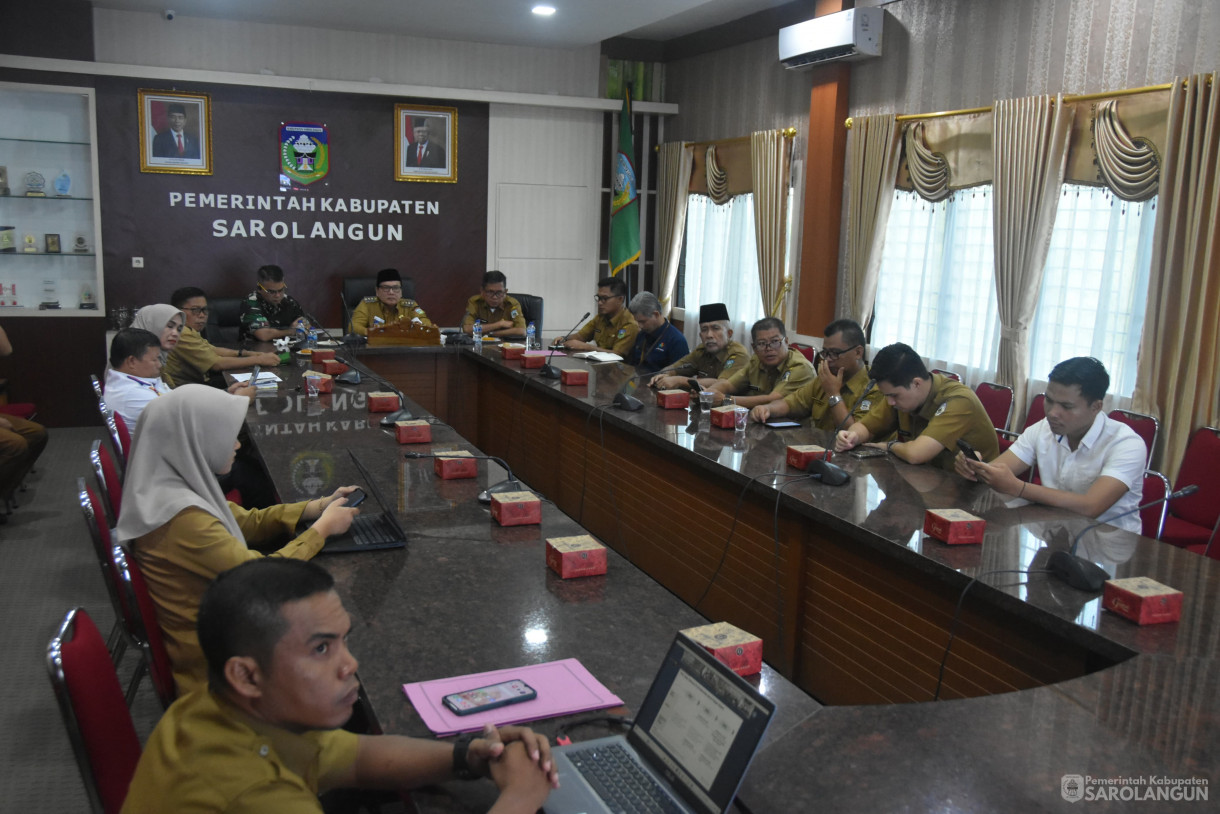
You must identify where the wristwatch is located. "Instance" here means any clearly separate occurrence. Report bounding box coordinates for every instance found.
[453,732,478,779]
[827,395,843,408]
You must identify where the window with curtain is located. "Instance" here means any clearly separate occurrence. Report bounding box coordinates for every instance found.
[871,188,1001,383]
[1029,185,1156,400]
[682,193,765,339]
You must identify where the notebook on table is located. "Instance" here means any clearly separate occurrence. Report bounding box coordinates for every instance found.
[544,633,776,814]
[318,450,406,554]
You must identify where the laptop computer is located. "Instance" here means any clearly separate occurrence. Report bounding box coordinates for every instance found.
[318,451,407,554]
[544,633,776,814]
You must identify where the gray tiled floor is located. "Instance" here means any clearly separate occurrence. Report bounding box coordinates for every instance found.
[1,426,162,812]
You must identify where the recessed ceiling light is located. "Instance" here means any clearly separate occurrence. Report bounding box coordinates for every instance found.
[532,5,556,16]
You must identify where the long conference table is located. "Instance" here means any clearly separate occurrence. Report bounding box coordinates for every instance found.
[242,344,1220,812]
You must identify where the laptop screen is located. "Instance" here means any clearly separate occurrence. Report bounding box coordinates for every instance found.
[628,635,775,814]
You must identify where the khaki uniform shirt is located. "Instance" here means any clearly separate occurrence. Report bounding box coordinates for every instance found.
[121,689,359,814]
[348,297,433,336]
[722,348,813,398]
[670,341,749,380]
[783,365,880,431]
[163,326,220,387]
[131,502,321,696]
[460,294,527,333]
[860,374,1000,471]
[575,309,639,356]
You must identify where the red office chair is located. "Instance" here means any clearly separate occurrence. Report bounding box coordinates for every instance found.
[110,411,133,461]
[90,440,123,529]
[931,368,961,382]
[0,402,37,420]
[46,607,142,814]
[790,343,816,363]
[104,411,128,474]
[1140,470,1171,540]
[975,381,1014,431]
[1161,427,1220,549]
[90,373,103,399]
[115,543,178,708]
[998,393,1047,455]
[78,479,128,663]
[1108,409,1158,467]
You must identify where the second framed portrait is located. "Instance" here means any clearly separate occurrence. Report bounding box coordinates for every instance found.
[139,89,212,175]
[395,104,457,183]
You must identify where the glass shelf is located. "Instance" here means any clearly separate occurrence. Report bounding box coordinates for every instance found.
[0,135,91,146]
[0,251,96,257]
[0,194,93,202]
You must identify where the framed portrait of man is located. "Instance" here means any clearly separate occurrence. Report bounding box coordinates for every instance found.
[139,89,212,174]
[395,104,457,183]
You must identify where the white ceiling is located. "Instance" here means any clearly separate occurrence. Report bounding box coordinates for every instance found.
[92,0,797,48]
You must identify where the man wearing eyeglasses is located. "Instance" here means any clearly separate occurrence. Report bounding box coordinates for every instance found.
[554,276,638,357]
[239,264,310,342]
[707,317,813,409]
[750,318,879,429]
[835,342,998,470]
[461,270,526,340]
[165,287,281,387]
[649,303,749,390]
[348,268,433,337]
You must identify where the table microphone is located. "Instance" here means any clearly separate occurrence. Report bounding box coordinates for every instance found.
[833,379,877,436]
[403,451,527,503]
[1047,484,1199,591]
[541,312,590,379]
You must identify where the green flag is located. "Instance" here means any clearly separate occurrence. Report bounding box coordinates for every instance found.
[609,87,640,276]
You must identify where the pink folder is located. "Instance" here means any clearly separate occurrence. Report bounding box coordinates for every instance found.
[403,658,622,736]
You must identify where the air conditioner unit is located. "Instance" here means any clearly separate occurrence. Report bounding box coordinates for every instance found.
[778,7,884,70]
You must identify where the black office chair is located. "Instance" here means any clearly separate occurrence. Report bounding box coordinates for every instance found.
[510,293,543,335]
[204,297,244,344]
[341,276,415,331]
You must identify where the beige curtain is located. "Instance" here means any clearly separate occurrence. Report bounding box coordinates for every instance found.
[844,114,903,328]
[655,142,694,316]
[1093,100,1161,201]
[991,95,1074,421]
[1132,73,1220,478]
[750,130,792,317]
[904,120,952,201]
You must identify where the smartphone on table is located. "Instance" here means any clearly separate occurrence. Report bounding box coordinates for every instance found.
[442,679,537,716]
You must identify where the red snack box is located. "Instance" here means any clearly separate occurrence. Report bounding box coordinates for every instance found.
[311,349,336,363]
[710,405,738,428]
[1103,577,1183,625]
[301,370,334,394]
[321,359,349,376]
[681,622,763,677]
[367,391,399,413]
[656,389,688,409]
[520,352,548,369]
[491,491,542,527]
[561,369,588,385]
[923,508,986,545]
[433,450,478,480]
[500,342,526,360]
[394,419,432,444]
[787,444,832,468]
[545,534,608,579]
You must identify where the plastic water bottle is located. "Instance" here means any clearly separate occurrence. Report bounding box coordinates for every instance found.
[472,320,483,344]
[307,328,318,348]
[526,321,537,350]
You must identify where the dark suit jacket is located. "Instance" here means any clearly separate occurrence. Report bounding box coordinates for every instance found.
[152,129,200,159]
[405,140,446,168]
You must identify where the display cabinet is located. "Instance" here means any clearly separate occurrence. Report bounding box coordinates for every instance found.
[0,81,104,315]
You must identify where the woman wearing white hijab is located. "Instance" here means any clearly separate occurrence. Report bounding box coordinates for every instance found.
[115,384,359,696]
[130,304,185,385]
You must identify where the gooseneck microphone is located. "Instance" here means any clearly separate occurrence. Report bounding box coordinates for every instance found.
[303,310,414,423]
[403,451,526,503]
[1047,484,1200,591]
[833,378,877,436]
[540,312,591,379]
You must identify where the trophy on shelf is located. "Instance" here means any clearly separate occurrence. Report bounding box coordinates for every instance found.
[24,171,46,197]
[22,233,37,253]
[53,171,71,197]
[45,233,61,253]
[0,166,9,196]
[0,283,17,308]
[38,278,60,310]
[73,234,89,253]
[0,225,14,253]
[79,283,97,310]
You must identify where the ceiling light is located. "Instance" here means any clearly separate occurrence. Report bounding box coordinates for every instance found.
[532,5,556,16]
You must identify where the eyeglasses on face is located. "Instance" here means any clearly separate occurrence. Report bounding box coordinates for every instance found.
[594,294,622,303]
[258,282,288,295]
[821,344,861,360]
[183,306,209,315]
[752,337,786,351]
[378,284,402,292]
[484,288,507,298]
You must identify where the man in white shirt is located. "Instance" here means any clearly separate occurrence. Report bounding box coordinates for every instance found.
[104,328,171,429]
[955,357,1146,533]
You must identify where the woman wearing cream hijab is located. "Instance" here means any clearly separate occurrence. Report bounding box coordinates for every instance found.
[129,304,184,385]
[115,384,359,697]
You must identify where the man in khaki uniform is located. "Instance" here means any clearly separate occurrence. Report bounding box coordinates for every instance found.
[750,318,879,430]
[166,287,280,387]
[461,270,526,339]
[836,341,999,471]
[708,317,813,409]
[650,302,748,390]
[555,276,638,357]
[348,268,433,336]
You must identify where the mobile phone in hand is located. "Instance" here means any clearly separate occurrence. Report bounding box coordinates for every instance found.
[956,437,980,461]
[249,365,261,383]
[345,488,367,508]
